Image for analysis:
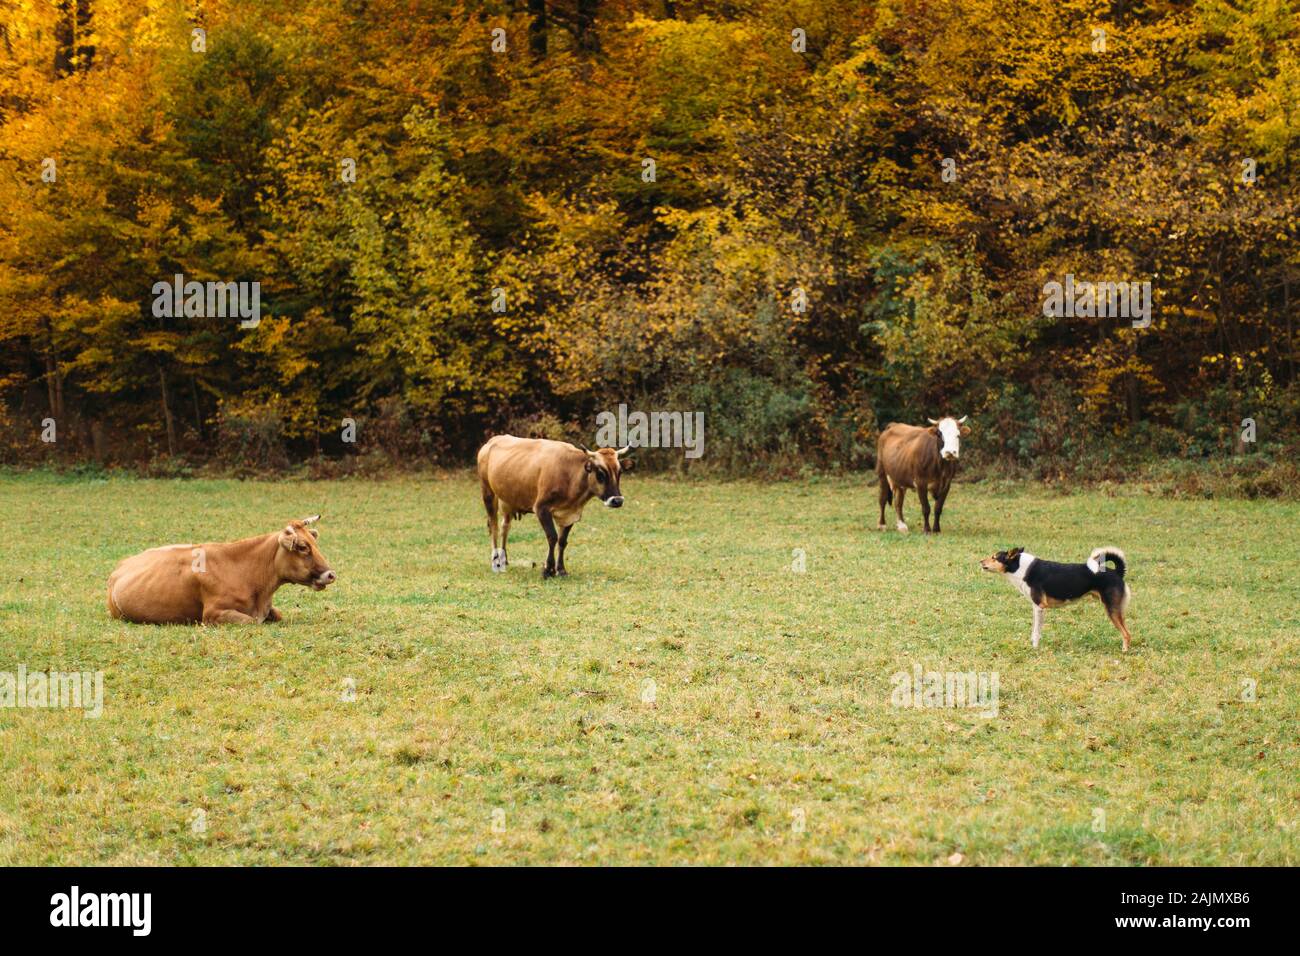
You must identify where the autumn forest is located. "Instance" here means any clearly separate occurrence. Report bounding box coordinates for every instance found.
[1,0,1297,487]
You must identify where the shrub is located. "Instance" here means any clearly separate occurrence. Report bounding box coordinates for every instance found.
[213,400,289,474]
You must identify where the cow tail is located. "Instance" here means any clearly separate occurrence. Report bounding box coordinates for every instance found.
[1088,547,1126,576]
[876,459,892,504]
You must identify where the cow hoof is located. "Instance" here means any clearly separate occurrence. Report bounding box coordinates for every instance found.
[896,522,909,533]
[557,568,568,577]
[876,522,886,531]
[542,568,555,580]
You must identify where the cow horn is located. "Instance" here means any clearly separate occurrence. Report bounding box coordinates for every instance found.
[576,443,592,453]
[616,445,631,456]
[927,418,939,425]
[301,514,321,525]
[957,415,968,424]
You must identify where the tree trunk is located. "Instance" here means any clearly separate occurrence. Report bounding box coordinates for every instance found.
[1286,266,1295,385]
[576,0,599,51]
[44,353,58,420]
[90,419,108,462]
[159,365,177,457]
[528,0,547,58]
[53,0,94,77]
[191,375,204,438]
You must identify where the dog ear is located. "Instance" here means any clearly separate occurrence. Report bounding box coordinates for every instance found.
[1007,547,1022,559]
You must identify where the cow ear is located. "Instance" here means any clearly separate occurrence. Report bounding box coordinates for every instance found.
[620,458,634,473]
[959,425,971,436]
[308,528,319,539]
[584,460,593,473]
[280,527,296,550]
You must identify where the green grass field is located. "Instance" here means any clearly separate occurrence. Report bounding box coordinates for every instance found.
[0,472,1295,865]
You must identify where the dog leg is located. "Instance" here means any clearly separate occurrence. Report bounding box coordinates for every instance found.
[1102,585,1133,653]
[1108,607,1132,653]
[1031,605,1044,648]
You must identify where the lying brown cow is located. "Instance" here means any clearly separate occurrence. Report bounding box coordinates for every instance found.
[477,436,633,578]
[107,516,336,624]
[876,416,969,533]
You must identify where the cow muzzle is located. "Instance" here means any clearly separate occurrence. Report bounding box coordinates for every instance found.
[312,569,337,590]
[604,496,624,509]
[942,451,959,461]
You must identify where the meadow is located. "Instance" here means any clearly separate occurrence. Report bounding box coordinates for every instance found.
[0,472,1295,865]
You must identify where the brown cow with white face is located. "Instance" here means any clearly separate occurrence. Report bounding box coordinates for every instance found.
[107,516,336,624]
[876,416,970,533]
[477,435,633,578]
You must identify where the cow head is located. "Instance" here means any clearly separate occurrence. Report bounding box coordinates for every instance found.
[980,548,1023,574]
[928,415,969,461]
[578,444,633,508]
[276,515,336,590]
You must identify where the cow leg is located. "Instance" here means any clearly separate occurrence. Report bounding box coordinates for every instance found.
[265,607,283,623]
[556,524,573,576]
[500,512,512,567]
[892,481,909,532]
[918,486,932,533]
[483,485,503,571]
[203,607,260,625]
[877,474,890,530]
[537,506,559,579]
[933,485,948,534]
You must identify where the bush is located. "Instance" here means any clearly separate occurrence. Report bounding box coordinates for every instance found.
[213,400,289,474]
[356,396,442,464]
[660,368,815,475]
[502,411,579,444]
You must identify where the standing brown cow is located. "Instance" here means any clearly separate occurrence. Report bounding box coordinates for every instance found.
[876,416,969,533]
[107,516,336,624]
[477,436,633,578]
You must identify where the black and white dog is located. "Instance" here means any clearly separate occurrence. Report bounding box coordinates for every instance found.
[980,547,1133,652]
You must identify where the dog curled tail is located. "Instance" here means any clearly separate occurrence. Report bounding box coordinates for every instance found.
[1089,547,1133,651]
[1087,547,1126,575]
